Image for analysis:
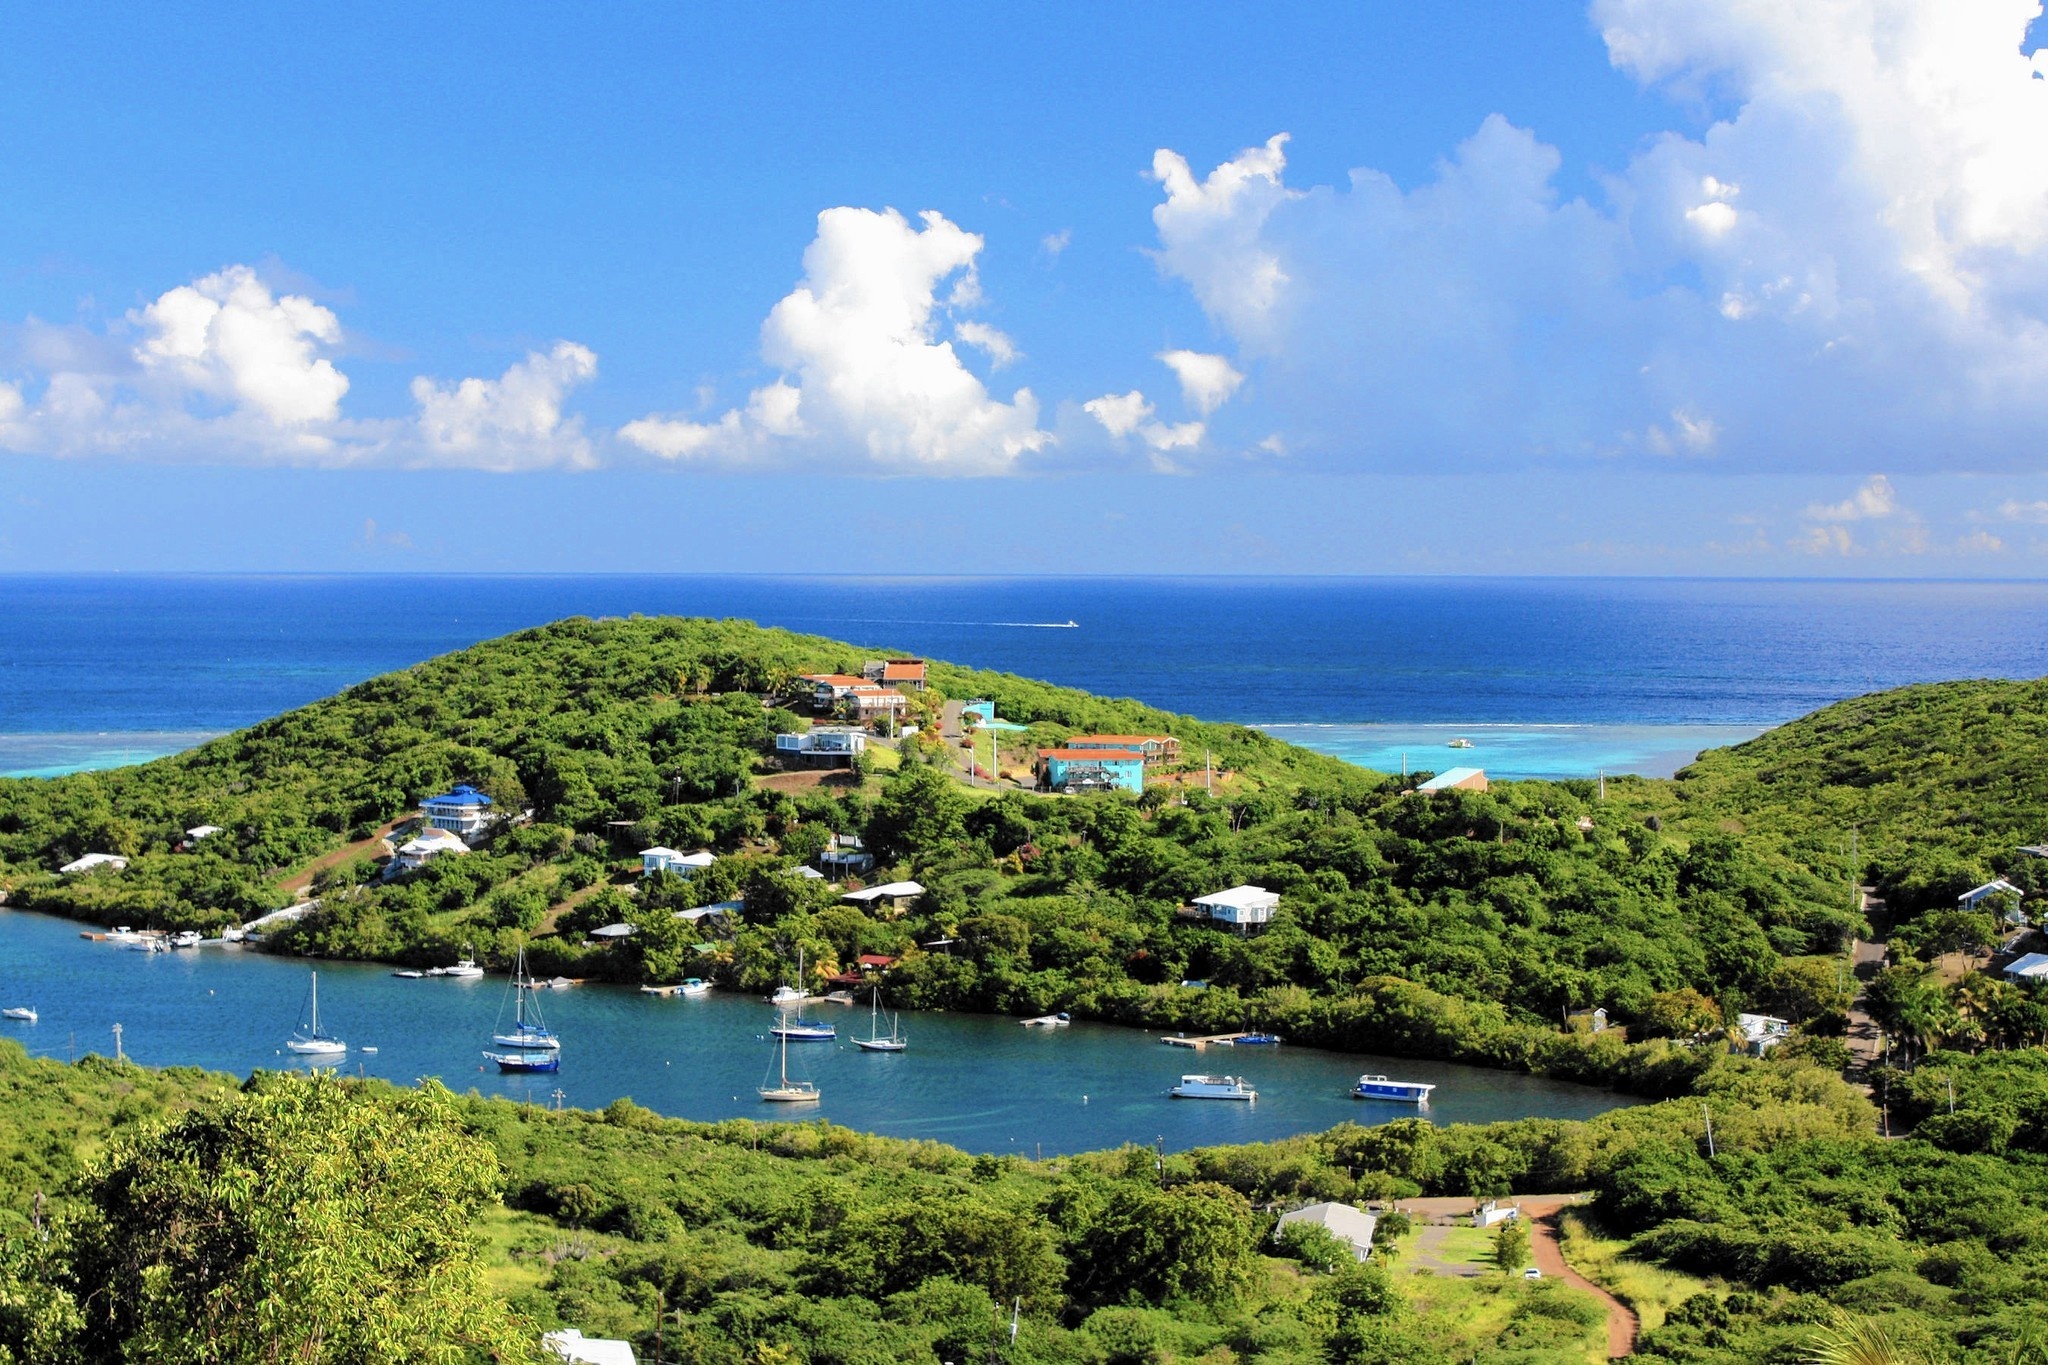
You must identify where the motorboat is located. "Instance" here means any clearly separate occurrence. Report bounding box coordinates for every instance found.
[770,1017,836,1041]
[2,1007,37,1023]
[1447,738,1474,749]
[1021,1012,1071,1027]
[1231,1033,1284,1046]
[104,926,142,945]
[392,969,424,979]
[221,927,247,943]
[546,977,574,990]
[491,946,559,1050]
[169,930,203,949]
[769,985,809,1005]
[435,946,486,979]
[1171,1074,1257,1100]
[484,1050,559,1074]
[853,988,907,1053]
[1352,1074,1436,1104]
[285,972,347,1056]
[759,1026,820,1103]
[679,977,711,997]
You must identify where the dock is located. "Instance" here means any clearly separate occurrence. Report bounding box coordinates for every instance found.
[1161,1032,1259,1049]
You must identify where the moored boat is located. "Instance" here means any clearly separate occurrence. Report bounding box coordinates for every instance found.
[2,1007,37,1023]
[853,987,907,1053]
[393,969,424,979]
[285,972,347,1056]
[1021,1012,1071,1028]
[770,1017,836,1041]
[491,946,559,1050]
[679,977,711,996]
[1231,1032,1284,1046]
[759,1024,820,1103]
[169,930,202,949]
[1352,1074,1435,1104]
[484,1049,560,1074]
[1171,1074,1257,1100]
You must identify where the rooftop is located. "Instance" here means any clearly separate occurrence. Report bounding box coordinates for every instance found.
[425,784,493,806]
[1416,766,1485,791]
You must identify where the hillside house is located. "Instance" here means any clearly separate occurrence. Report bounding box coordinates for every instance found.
[1736,1012,1790,1054]
[1063,734,1182,763]
[184,824,224,847]
[1960,879,2024,909]
[1037,747,1145,794]
[1276,1202,1377,1260]
[1191,884,1280,929]
[820,834,873,875]
[422,785,494,837]
[1416,767,1488,793]
[2002,952,2048,983]
[58,852,128,875]
[775,727,867,766]
[641,848,716,878]
[863,658,928,691]
[390,828,469,875]
[800,674,869,711]
[1473,1200,1521,1228]
[543,1329,637,1365]
[841,685,910,723]
[842,881,925,910]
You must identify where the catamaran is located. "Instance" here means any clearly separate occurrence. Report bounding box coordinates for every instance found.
[491,945,559,1050]
[1170,1074,1257,1101]
[853,987,907,1053]
[758,1025,820,1103]
[285,972,347,1056]
[1352,1074,1436,1104]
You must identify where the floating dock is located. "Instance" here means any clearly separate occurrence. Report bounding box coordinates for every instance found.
[1161,1032,1259,1050]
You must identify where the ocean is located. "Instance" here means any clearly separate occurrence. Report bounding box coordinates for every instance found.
[5,574,2048,779]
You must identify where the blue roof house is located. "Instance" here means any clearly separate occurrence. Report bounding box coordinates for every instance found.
[423,784,493,837]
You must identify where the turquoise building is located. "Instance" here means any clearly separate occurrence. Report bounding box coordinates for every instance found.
[1037,747,1145,794]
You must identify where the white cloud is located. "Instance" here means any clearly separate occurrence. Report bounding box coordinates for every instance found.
[955,320,1020,368]
[1084,390,1153,439]
[622,207,1050,474]
[1806,474,1897,521]
[136,265,349,427]
[1142,420,1205,451]
[1157,350,1244,415]
[410,341,599,470]
[1996,498,2048,523]
[1957,529,2006,554]
[1792,524,1857,555]
[1142,2,2048,473]
[1041,229,1072,259]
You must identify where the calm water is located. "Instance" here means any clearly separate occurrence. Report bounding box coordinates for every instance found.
[5,575,2048,779]
[0,910,1628,1154]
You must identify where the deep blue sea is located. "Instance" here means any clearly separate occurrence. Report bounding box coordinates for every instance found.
[5,574,2048,778]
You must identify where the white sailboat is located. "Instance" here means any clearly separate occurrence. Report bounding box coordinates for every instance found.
[491,945,560,1050]
[853,987,907,1053]
[285,972,346,1056]
[2,1007,37,1023]
[758,1026,820,1103]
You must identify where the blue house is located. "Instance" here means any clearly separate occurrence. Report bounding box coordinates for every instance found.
[1037,747,1145,794]
[423,784,493,836]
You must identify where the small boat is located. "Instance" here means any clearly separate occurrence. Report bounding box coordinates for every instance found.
[169,930,203,949]
[770,1017,837,1041]
[679,977,711,997]
[1021,1012,1071,1028]
[484,1050,559,1074]
[1171,1074,1257,1101]
[392,969,424,979]
[221,927,247,943]
[1232,1033,1284,1046]
[853,988,907,1053]
[769,947,813,1004]
[546,977,574,990]
[759,1026,820,1103]
[491,945,560,1050]
[1447,737,1474,749]
[2,1007,37,1023]
[436,946,486,979]
[104,926,142,945]
[1353,1074,1436,1104]
[361,1046,378,1054]
[285,971,347,1056]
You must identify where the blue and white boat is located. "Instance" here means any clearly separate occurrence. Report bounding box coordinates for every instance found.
[483,1049,560,1074]
[679,977,712,997]
[1232,1033,1283,1046]
[1352,1074,1435,1104]
[490,946,560,1051]
[1171,1074,1256,1101]
[771,1016,837,1041]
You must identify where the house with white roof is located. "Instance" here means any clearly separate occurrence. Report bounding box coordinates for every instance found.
[641,848,716,878]
[589,922,638,941]
[775,727,867,766]
[389,828,469,875]
[1416,767,1488,793]
[1736,1012,1790,1054]
[543,1328,637,1365]
[59,852,128,875]
[1277,1202,1377,1260]
[2002,952,2048,983]
[184,824,224,845]
[421,784,494,837]
[1191,885,1280,929]
[675,900,743,923]
[842,881,925,907]
[820,834,873,876]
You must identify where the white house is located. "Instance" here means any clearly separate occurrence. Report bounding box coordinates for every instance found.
[820,835,873,875]
[2002,952,2048,983]
[1473,1200,1521,1228]
[1191,885,1280,929]
[184,824,224,844]
[641,848,716,878]
[675,900,743,923]
[775,727,867,766]
[421,785,494,837]
[589,922,638,941]
[59,852,128,875]
[788,865,826,880]
[842,881,925,906]
[390,828,469,874]
[1736,1012,1790,1054]
[543,1328,637,1365]
[1276,1202,1377,1260]
[842,685,910,721]
[1960,879,2024,909]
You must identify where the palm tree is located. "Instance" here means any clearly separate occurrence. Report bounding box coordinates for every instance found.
[1803,1313,1923,1365]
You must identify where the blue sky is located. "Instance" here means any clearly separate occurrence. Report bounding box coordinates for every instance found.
[4,2,2048,574]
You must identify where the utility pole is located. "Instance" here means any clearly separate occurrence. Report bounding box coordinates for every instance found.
[111,1022,123,1062]
[1701,1104,1716,1157]
[1598,770,1605,801]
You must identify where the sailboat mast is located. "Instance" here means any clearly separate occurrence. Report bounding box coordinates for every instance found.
[310,972,319,1035]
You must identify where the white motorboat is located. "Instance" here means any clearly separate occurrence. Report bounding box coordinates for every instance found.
[392,969,424,979]
[104,926,142,945]
[679,977,711,997]
[285,971,346,1056]
[853,988,907,1053]
[1170,1074,1257,1101]
[1021,1012,1071,1027]
[169,930,202,949]
[2,1007,37,1023]
[221,927,247,943]
[1352,1074,1435,1104]
[436,945,486,979]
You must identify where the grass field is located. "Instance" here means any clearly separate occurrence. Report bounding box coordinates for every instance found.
[1557,1209,1721,1333]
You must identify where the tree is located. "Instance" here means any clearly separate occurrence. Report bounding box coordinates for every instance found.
[1491,1217,1531,1275]
[864,765,970,868]
[58,1073,540,1364]
[1639,987,1725,1040]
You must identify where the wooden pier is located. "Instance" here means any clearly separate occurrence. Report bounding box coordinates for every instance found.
[1160,1031,1257,1050]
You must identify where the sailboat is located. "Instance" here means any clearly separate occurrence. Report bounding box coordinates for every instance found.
[758,1025,820,1103]
[490,945,560,1050]
[285,972,347,1056]
[853,987,907,1053]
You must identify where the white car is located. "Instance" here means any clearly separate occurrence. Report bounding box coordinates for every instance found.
[1523,1267,1542,1280]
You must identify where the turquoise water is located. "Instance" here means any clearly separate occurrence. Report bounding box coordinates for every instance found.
[0,731,220,779]
[0,909,1632,1155]
[1260,722,1770,780]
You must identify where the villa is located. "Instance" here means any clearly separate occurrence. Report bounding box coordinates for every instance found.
[800,673,869,711]
[1416,767,1488,793]
[1063,733,1181,763]
[820,834,873,875]
[1037,747,1145,794]
[2002,952,2048,983]
[1276,1202,1377,1260]
[641,847,716,878]
[863,658,928,690]
[58,852,128,875]
[390,828,469,875]
[422,784,494,837]
[543,1328,637,1365]
[1736,1012,1790,1054]
[841,684,910,722]
[842,881,925,909]
[1960,879,2024,909]
[775,727,867,766]
[184,824,224,846]
[1190,884,1280,929]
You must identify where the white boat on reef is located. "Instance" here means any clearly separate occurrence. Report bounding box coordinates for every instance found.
[1171,1074,1257,1101]
[491,946,559,1051]
[1352,1074,1435,1104]
[854,988,907,1053]
[1021,1012,1071,1028]
[759,1025,820,1103]
[285,972,347,1056]
[2,1007,37,1023]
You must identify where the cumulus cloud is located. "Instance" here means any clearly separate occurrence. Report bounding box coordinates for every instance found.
[411,342,599,470]
[1144,1,2048,472]
[955,321,1021,368]
[1083,390,1153,439]
[1157,350,1244,415]
[0,264,604,468]
[1806,474,1898,522]
[623,207,1050,474]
